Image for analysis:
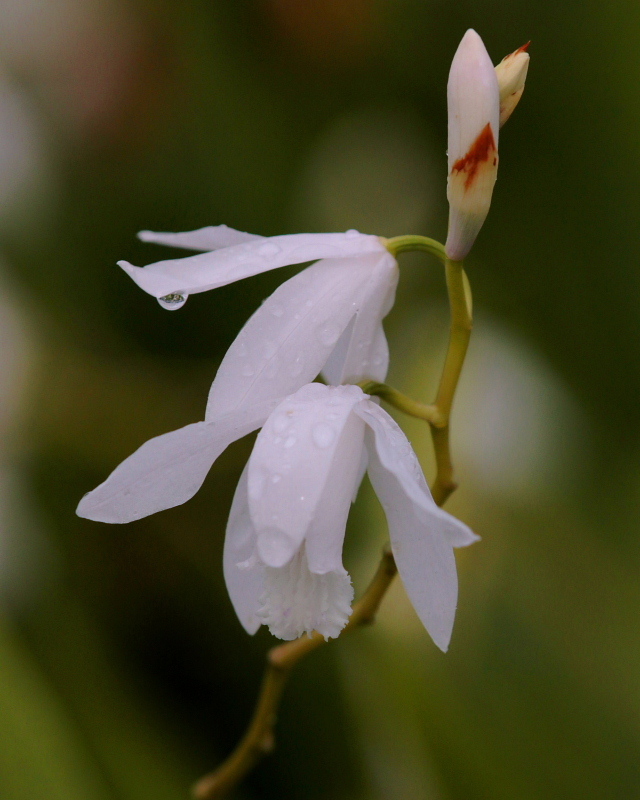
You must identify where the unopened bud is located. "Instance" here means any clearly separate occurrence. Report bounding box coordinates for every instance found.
[445,29,500,261]
[495,43,530,127]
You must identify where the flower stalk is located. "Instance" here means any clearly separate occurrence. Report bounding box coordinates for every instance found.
[192,245,474,800]
[192,549,398,800]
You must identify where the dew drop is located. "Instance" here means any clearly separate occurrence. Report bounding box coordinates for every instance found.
[272,412,290,434]
[317,322,340,346]
[241,364,255,377]
[345,229,360,239]
[236,342,248,357]
[248,471,265,500]
[312,422,336,449]
[262,340,278,359]
[290,355,305,377]
[158,292,188,310]
[271,474,282,484]
[284,436,297,448]
[270,305,284,318]
[258,243,282,258]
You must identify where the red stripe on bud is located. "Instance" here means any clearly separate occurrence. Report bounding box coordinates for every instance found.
[451,123,498,190]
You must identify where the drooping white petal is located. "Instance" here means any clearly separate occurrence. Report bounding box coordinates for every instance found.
[356,400,478,651]
[223,464,264,635]
[446,29,500,261]
[247,384,365,569]
[206,252,393,419]
[138,225,263,252]
[258,543,353,640]
[304,401,366,574]
[118,231,385,299]
[321,252,398,385]
[76,400,276,524]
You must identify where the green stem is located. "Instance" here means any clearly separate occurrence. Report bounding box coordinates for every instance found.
[192,551,398,800]
[384,235,446,263]
[435,259,473,422]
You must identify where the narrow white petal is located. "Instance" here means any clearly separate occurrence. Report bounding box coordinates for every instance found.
[258,543,353,640]
[446,29,500,260]
[304,405,366,574]
[321,253,398,385]
[223,464,264,635]
[205,253,386,419]
[138,225,264,251]
[118,231,385,299]
[76,401,276,524]
[357,400,478,651]
[247,384,365,568]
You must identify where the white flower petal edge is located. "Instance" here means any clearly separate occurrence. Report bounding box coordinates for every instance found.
[223,384,478,649]
[446,29,500,261]
[76,399,277,524]
[118,231,385,298]
[205,251,398,418]
[138,225,264,252]
[355,401,478,651]
[223,464,264,635]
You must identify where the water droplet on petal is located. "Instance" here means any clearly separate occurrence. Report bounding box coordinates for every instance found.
[312,423,336,449]
[317,322,341,346]
[270,305,284,318]
[242,364,255,377]
[290,355,305,376]
[262,340,278,359]
[236,342,248,357]
[272,412,290,434]
[345,229,360,239]
[158,293,188,310]
[284,435,297,448]
[258,242,282,258]
[271,474,282,484]
[248,471,265,500]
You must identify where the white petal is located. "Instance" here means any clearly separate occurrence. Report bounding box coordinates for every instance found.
[205,253,388,419]
[118,231,385,298]
[321,252,398,385]
[446,29,500,261]
[357,401,478,651]
[223,464,264,635]
[247,384,365,568]
[138,225,264,252]
[76,401,276,524]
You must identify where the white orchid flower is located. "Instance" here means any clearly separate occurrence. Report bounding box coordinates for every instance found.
[121,226,399,402]
[446,29,500,261]
[224,383,478,651]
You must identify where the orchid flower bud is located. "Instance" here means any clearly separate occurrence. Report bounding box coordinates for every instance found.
[445,29,500,262]
[495,43,530,127]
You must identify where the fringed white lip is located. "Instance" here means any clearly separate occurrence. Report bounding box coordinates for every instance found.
[257,543,354,641]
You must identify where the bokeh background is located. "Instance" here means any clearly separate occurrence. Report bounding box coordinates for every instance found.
[0,1,639,798]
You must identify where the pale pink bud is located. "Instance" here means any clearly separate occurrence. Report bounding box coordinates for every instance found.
[445,29,500,261]
[495,43,530,127]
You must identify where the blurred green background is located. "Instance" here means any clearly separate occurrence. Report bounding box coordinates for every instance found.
[0,1,639,798]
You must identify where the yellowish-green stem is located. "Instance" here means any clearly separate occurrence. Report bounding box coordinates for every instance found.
[193,244,473,800]
[192,550,398,800]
